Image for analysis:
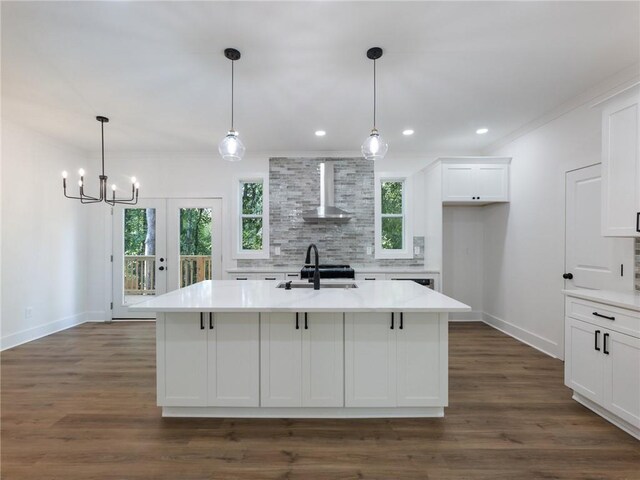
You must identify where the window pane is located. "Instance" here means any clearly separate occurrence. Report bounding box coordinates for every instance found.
[242,218,263,250]
[381,181,403,214]
[382,217,403,250]
[123,208,156,300]
[179,208,212,287]
[242,182,263,215]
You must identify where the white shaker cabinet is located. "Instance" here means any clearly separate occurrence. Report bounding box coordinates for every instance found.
[564,294,640,439]
[260,312,344,407]
[440,158,510,205]
[159,312,259,407]
[345,312,447,408]
[599,85,640,237]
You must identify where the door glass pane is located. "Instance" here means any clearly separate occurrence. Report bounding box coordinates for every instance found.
[179,208,212,287]
[123,208,156,304]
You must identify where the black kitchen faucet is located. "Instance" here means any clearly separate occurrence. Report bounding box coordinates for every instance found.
[304,244,321,290]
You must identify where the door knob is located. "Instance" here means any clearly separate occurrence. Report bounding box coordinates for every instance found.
[562,273,573,280]
[159,266,165,271]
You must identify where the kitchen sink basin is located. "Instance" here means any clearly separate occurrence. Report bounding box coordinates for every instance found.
[277,282,358,289]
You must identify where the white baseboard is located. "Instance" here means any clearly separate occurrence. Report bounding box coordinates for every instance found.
[1,312,87,351]
[482,311,560,359]
[163,406,445,419]
[85,310,109,322]
[449,310,483,322]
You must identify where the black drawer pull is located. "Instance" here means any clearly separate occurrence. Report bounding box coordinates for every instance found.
[391,312,395,330]
[265,277,277,280]
[399,312,404,330]
[209,313,214,329]
[200,313,205,330]
[365,278,376,281]
[295,312,299,330]
[636,212,639,233]
[592,312,615,321]
[304,312,308,330]
[595,330,601,351]
[603,333,610,355]
[236,277,248,280]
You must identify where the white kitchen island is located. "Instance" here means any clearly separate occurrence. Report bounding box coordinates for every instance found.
[132,280,470,418]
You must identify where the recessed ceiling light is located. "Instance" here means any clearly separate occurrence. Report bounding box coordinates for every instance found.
[315,130,326,137]
[402,129,414,136]
[476,128,489,135]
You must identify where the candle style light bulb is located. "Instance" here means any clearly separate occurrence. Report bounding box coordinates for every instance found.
[62,171,68,178]
[131,176,137,184]
[78,168,85,176]
[134,182,140,189]
[78,180,83,187]
[111,184,117,191]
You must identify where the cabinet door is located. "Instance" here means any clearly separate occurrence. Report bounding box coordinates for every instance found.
[396,313,447,407]
[208,313,259,407]
[260,313,302,407]
[603,331,640,428]
[601,91,640,237]
[442,164,475,202]
[302,313,344,407]
[162,313,208,406]
[345,313,396,407]
[565,318,604,404]
[475,164,509,202]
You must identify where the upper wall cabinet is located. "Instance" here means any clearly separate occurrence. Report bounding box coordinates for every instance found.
[440,157,511,205]
[598,85,640,237]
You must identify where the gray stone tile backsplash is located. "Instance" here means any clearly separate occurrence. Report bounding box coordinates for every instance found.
[636,238,640,291]
[237,157,425,269]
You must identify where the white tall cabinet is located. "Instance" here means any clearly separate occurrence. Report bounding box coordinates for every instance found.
[598,84,640,237]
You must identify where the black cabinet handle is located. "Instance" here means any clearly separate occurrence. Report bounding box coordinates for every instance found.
[209,313,214,329]
[636,212,639,232]
[159,266,165,271]
[200,313,205,330]
[400,312,404,329]
[391,312,395,330]
[304,313,308,330]
[592,312,615,321]
[295,312,299,330]
[563,273,573,280]
[603,333,610,355]
[236,277,248,280]
[595,330,601,351]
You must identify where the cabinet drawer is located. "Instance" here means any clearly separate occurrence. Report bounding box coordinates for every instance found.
[566,297,640,338]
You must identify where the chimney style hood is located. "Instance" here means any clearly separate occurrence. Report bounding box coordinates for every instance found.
[302,162,352,223]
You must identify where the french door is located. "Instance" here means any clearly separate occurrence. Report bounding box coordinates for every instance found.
[112,198,223,319]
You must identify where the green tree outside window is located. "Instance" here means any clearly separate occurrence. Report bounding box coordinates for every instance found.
[381,181,404,250]
[240,181,263,250]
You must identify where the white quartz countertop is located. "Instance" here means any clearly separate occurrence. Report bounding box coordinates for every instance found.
[563,288,640,312]
[130,280,470,313]
[225,267,440,274]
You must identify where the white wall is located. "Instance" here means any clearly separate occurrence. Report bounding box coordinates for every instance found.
[482,79,638,359]
[1,121,90,349]
[443,206,484,320]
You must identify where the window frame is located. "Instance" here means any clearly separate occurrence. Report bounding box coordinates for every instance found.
[232,175,269,259]
[374,173,413,259]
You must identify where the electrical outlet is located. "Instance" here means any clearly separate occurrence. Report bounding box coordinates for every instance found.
[25,307,33,319]
[414,246,420,255]
[366,246,372,255]
[275,246,281,255]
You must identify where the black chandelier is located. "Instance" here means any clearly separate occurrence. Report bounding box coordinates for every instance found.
[62,116,139,205]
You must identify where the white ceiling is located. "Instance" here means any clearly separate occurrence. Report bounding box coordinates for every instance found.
[2,1,639,155]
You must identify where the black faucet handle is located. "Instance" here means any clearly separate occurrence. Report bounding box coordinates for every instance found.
[285,281,292,290]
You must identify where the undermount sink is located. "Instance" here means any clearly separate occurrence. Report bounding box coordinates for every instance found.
[276,282,358,289]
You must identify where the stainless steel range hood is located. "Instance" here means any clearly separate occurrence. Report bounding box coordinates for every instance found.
[302,162,352,223]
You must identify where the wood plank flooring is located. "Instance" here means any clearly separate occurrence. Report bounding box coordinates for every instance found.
[2,322,638,479]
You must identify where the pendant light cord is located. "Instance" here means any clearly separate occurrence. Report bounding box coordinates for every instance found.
[101,119,105,176]
[373,58,377,130]
[231,59,235,131]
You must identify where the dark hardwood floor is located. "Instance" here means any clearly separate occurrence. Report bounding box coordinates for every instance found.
[1,322,638,479]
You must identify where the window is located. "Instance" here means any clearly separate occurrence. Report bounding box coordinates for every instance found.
[234,176,269,259]
[375,174,413,259]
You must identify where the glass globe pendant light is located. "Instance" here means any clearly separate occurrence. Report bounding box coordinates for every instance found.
[219,48,245,162]
[361,47,388,161]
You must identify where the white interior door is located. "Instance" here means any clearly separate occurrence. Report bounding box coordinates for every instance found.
[112,200,167,319]
[112,198,222,319]
[565,165,633,290]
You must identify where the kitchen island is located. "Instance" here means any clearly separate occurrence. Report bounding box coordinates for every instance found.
[132,280,470,418]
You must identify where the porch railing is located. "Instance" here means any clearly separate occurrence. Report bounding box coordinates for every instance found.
[124,255,212,295]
